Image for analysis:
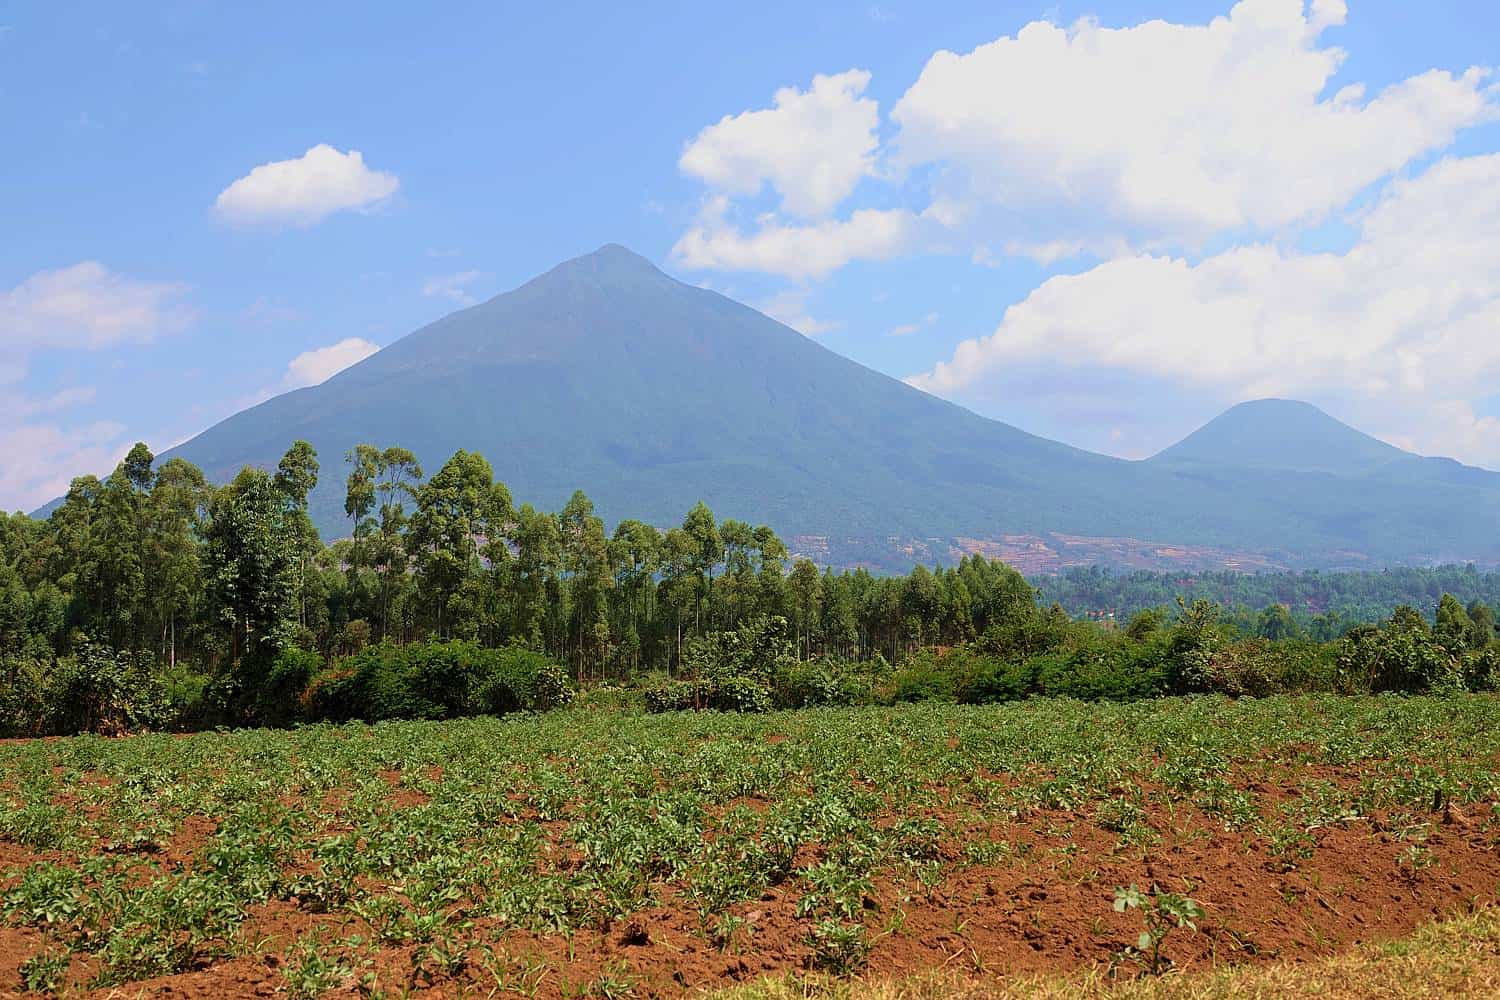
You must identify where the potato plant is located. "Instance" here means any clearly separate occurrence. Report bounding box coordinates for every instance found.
[1,693,1497,994]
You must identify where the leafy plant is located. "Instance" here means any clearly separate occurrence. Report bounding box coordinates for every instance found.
[1112,884,1205,975]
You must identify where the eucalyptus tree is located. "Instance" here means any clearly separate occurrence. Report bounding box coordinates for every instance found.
[203,467,300,669]
[407,450,513,638]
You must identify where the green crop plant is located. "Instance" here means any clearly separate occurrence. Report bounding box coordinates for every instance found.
[1112,884,1206,975]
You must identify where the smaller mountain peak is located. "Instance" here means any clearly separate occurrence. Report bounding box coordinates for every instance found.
[1152,397,1405,475]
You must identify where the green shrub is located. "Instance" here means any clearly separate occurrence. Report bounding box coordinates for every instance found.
[643,678,709,712]
[1208,639,1339,697]
[775,656,887,708]
[886,652,958,703]
[480,645,575,713]
[1337,608,1462,694]
[960,656,1038,703]
[1033,642,1166,702]
[1462,647,1500,692]
[40,643,174,735]
[305,641,573,723]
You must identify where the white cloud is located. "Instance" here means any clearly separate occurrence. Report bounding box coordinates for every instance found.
[283,337,379,389]
[214,144,399,227]
[673,196,920,280]
[0,421,131,514]
[910,153,1500,468]
[890,0,1497,256]
[2,261,191,352]
[680,70,879,219]
[3,386,97,418]
[755,289,841,336]
[422,270,487,305]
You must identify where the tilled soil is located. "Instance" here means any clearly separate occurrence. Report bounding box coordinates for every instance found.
[2,701,1499,998]
[3,792,1497,997]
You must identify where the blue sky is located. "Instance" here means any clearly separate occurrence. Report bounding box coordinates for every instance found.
[3,0,1500,511]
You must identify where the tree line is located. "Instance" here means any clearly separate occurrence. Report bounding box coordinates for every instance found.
[4,439,1499,736]
[1039,564,1500,637]
[0,440,1032,683]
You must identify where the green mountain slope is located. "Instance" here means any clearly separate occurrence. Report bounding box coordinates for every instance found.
[151,245,1500,569]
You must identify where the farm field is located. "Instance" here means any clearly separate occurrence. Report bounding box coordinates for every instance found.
[3,695,1500,997]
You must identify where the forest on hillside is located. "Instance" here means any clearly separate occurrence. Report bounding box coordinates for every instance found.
[1039,565,1500,636]
[3,439,1499,737]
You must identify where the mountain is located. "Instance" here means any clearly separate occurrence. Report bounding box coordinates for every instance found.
[1153,399,1409,476]
[144,244,1499,571]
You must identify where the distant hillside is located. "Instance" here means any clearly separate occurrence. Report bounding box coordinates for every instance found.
[134,245,1499,571]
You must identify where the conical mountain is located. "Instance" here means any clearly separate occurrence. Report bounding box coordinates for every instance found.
[159,245,1500,569]
[1152,399,1408,476]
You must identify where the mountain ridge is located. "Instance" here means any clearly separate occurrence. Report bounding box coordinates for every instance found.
[47,244,1500,572]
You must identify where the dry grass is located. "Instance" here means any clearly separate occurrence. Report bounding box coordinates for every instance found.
[716,905,1500,1000]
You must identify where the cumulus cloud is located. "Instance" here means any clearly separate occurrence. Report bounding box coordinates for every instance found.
[283,337,379,389]
[676,1,1497,278]
[910,153,1500,468]
[673,196,920,280]
[422,270,487,305]
[680,70,879,218]
[890,0,1496,256]
[214,144,399,227]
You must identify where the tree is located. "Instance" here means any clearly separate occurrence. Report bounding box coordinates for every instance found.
[344,444,381,545]
[513,503,561,651]
[680,502,722,637]
[1255,603,1300,641]
[788,558,822,660]
[1435,593,1475,655]
[407,450,513,638]
[559,491,612,680]
[203,468,300,670]
[1466,600,1497,651]
[145,458,208,667]
[372,447,423,639]
[274,441,322,631]
[611,520,661,672]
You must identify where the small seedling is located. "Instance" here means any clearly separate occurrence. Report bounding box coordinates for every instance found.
[1112,884,1205,975]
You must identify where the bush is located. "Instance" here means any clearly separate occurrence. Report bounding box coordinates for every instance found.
[671,616,796,713]
[1462,647,1500,692]
[254,647,323,726]
[960,656,1038,704]
[886,651,959,703]
[480,645,574,713]
[775,655,888,708]
[1032,635,1168,702]
[305,640,573,723]
[0,653,49,737]
[1337,608,1462,694]
[1208,639,1339,697]
[27,643,175,736]
[643,678,709,712]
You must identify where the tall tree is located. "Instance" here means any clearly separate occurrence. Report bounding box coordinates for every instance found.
[407,450,513,638]
[203,468,300,669]
[145,458,208,667]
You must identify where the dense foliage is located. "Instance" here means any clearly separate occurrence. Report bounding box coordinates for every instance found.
[1039,564,1500,636]
[3,440,1499,735]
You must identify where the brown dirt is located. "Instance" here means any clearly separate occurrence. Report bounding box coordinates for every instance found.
[3,779,1499,997]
